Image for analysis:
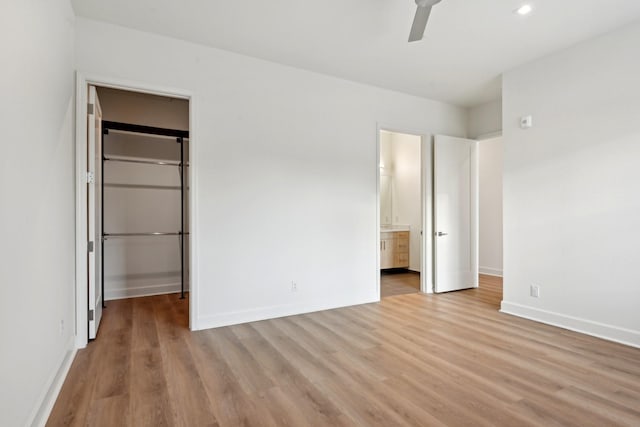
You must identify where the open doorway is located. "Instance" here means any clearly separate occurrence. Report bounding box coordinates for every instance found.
[379,130,423,298]
[429,133,501,307]
[477,135,504,306]
[80,84,191,342]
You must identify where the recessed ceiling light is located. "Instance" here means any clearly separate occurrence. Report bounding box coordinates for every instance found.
[516,4,533,15]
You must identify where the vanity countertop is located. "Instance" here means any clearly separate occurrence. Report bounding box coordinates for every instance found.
[381,226,410,232]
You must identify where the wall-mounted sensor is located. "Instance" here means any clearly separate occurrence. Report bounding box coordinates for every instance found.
[520,115,533,129]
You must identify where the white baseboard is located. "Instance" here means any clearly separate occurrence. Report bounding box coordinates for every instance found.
[194,297,379,331]
[105,282,190,301]
[479,266,503,277]
[28,336,77,427]
[500,301,640,349]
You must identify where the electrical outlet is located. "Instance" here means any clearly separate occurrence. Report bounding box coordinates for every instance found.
[530,285,540,298]
[291,281,297,292]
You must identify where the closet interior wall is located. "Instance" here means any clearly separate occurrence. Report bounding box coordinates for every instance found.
[97,87,189,300]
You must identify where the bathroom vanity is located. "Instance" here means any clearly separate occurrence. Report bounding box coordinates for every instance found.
[380,228,410,269]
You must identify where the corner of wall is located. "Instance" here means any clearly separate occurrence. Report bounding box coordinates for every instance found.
[467,99,503,139]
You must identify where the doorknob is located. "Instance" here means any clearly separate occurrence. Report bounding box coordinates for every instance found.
[436,231,448,237]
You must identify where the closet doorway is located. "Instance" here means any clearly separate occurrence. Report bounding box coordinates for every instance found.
[379,129,425,298]
[80,83,192,342]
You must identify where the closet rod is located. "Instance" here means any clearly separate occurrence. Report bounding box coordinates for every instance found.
[103,232,189,238]
[103,120,189,138]
[103,157,186,167]
[107,128,189,141]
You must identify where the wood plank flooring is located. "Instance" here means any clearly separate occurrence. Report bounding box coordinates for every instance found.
[381,270,420,298]
[48,278,640,426]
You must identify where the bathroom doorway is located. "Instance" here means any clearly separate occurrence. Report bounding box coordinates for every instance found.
[379,130,423,298]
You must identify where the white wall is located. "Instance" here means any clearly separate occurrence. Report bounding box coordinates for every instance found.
[390,133,422,272]
[468,99,502,139]
[0,1,76,425]
[379,131,393,173]
[469,101,504,276]
[479,137,503,276]
[75,18,467,329]
[502,21,640,347]
[379,131,393,225]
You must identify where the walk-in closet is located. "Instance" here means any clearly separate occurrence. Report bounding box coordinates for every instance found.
[92,87,190,338]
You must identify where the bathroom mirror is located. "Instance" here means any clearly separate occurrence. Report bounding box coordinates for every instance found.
[380,175,392,226]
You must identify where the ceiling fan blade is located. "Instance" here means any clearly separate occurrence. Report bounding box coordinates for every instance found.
[408,5,432,42]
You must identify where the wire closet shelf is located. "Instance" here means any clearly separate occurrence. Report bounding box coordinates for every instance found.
[101,120,189,302]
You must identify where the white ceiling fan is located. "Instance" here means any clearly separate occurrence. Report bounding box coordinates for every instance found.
[408,0,443,42]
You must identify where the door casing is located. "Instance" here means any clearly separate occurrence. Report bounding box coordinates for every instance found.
[74,73,196,348]
[376,125,433,297]
[87,85,103,339]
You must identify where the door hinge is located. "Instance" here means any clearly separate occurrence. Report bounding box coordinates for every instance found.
[87,103,94,115]
[88,309,94,321]
[86,171,95,184]
[88,241,94,252]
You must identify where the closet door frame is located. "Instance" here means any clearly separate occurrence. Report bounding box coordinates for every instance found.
[74,73,197,348]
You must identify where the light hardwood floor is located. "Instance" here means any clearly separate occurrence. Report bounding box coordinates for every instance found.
[48,278,640,426]
[381,270,420,298]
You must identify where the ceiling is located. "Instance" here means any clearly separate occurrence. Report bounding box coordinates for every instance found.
[71,0,640,107]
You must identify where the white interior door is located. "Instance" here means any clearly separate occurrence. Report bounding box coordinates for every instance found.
[88,85,103,339]
[434,135,478,293]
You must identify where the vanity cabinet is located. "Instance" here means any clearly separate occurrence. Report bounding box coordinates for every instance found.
[380,233,395,269]
[380,231,410,269]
